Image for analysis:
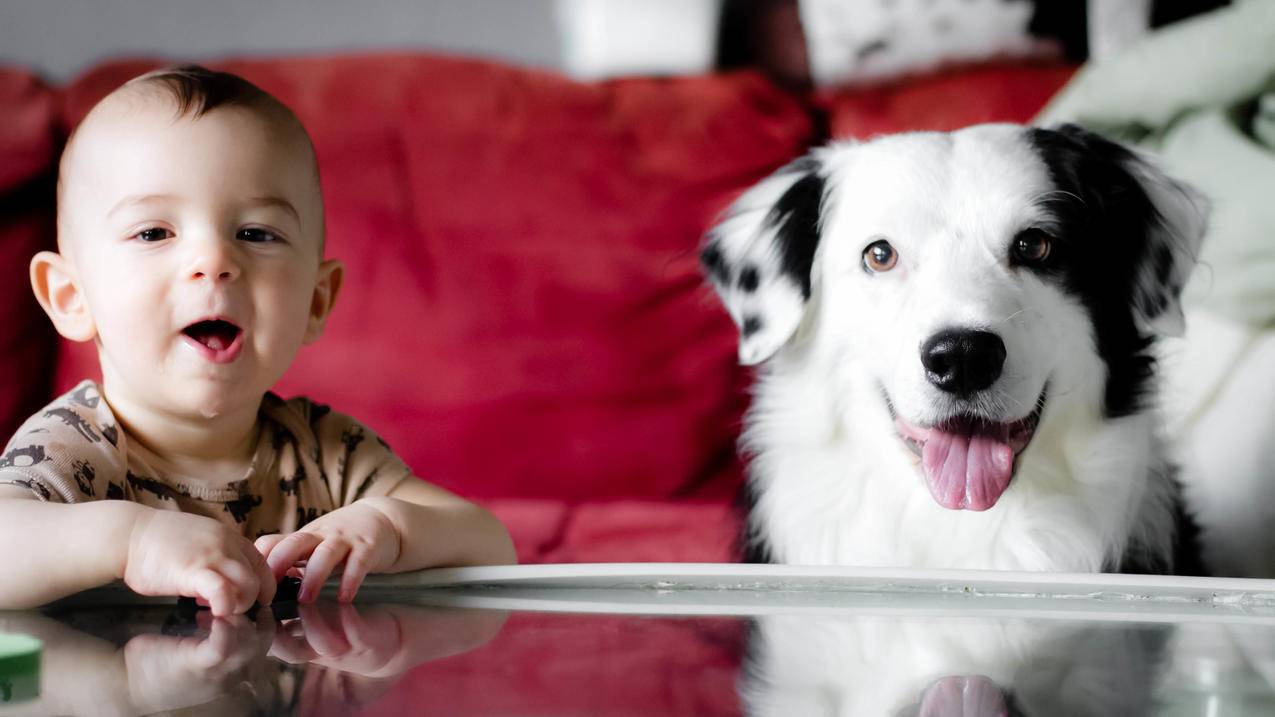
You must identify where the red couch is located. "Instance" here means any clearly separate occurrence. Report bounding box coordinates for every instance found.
[0,54,1073,564]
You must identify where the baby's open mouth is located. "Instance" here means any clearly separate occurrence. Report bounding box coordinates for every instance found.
[182,318,244,363]
[892,391,1045,512]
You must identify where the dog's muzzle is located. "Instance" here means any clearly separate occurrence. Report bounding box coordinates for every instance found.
[892,388,1046,512]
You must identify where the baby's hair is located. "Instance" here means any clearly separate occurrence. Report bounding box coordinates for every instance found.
[127,64,298,124]
[58,63,325,249]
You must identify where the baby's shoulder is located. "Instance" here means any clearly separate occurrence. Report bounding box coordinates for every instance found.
[0,381,127,501]
[2,382,123,460]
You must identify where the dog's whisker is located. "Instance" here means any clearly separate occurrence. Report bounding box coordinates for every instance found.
[995,308,1035,325]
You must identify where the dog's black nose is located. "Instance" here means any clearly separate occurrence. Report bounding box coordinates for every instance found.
[921,329,1006,397]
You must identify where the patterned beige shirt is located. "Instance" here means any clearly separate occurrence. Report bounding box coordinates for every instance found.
[0,381,412,537]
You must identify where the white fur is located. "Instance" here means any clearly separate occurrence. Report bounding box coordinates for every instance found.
[707,124,1205,573]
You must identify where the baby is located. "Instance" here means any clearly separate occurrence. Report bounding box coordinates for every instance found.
[0,66,515,615]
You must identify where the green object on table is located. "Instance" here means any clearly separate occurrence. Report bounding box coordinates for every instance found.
[0,633,41,704]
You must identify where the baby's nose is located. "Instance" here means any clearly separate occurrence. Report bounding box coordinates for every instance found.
[186,239,242,282]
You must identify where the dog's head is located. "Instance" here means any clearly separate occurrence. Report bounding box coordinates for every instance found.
[703,123,1208,512]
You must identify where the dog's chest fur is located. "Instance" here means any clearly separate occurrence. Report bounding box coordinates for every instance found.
[744,364,1177,572]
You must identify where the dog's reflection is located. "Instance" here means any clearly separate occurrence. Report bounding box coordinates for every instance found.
[741,615,1168,717]
[0,601,507,716]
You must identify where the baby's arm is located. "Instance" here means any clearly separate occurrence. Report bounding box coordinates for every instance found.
[0,486,275,613]
[364,479,517,569]
[0,485,138,608]
[257,480,515,603]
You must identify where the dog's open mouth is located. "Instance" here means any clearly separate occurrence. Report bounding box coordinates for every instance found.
[892,392,1045,512]
[181,318,244,363]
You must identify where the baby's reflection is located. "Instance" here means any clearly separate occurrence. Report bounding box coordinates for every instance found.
[741,615,1168,716]
[0,601,506,716]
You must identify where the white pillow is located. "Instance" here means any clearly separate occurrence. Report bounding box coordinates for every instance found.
[799,0,1061,87]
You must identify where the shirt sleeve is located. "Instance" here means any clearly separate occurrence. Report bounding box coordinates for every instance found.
[306,402,413,507]
[0,383,126,503]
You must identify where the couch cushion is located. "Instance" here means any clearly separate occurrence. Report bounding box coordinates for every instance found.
[56,55,814,502]
[0,67,59,442]
[821,61,1076,138]
[490,498,739,564]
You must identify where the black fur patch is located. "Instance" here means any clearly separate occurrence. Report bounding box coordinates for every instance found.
[764,159,826,300]
[1028,125,1162,418]
[700,243,731,286]
[1109,476,1206,577]
[736,479,773,564]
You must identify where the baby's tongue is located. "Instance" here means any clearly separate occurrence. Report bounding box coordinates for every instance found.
[921,428,1014,511]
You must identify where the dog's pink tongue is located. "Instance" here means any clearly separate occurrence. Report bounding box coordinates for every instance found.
[922,429,1014,511]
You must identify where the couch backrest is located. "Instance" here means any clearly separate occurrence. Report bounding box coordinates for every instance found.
[0,67,59,442]
[50,55,816,501]
[9,54,1072,503]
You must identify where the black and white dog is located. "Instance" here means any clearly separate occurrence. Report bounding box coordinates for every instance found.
[702,123,1209,574]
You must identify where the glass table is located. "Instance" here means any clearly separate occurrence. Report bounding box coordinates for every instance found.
[3,564,1275,716]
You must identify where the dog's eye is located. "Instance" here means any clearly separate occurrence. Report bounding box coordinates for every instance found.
[862,239,898,273]
[1011,229,1053,266]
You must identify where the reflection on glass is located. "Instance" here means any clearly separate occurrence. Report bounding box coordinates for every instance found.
[740,616,1275,717]
[6,601,1275,715]
[0,602,506,716]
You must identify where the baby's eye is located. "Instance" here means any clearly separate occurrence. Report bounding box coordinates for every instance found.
[236,228,280,243]
[134,227,173,243]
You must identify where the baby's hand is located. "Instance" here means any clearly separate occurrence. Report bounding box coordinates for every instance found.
[124,611,276,712]
[255,502,399,604]
[125,509,276,616]
[269,601,507,680]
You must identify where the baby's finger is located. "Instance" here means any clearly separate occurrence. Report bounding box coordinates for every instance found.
[254,533,288,560]
[215,559,260,615]
[265,531,323,580]
[191,569,238,617]
[299,539,348,603]
[338,547,375,603]
[268,629,318,664]
[242,544,277,606]
[336,601,376,652]
[297,602,351,657]
[202,615,256,667]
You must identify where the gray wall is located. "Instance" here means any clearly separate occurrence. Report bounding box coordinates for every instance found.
[0,0,563,83]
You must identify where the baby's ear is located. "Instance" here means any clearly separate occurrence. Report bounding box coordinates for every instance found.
[30,251,96,342]
[303,259,344,343]
[701,155,826,365]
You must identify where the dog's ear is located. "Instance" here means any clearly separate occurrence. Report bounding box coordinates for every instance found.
[1032,124,1209,337]
[701,156,826,365]
[1119,149,1209,336]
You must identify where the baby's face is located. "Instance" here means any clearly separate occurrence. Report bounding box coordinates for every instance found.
[59,95,334,419]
